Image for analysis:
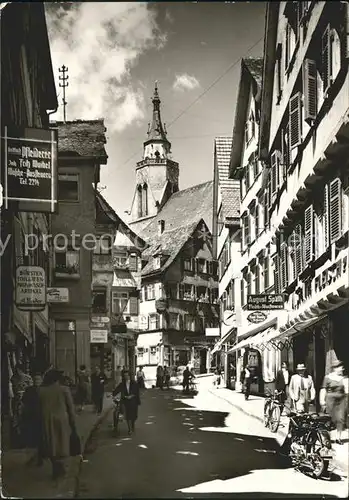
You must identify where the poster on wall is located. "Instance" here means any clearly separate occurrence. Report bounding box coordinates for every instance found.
[15,266,46,311]
[90,329,108,343]
[1,126,58,213]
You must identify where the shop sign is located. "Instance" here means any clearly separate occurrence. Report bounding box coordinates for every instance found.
[247,311,268,324]
[2,126,58,213]
[91,316,110,323]
[184,336,216,346]
[90,329,108,343]
[314,255,348,293]
[247,294,284,311]
[15,266,46,311]
[90,322,106,328]
[47,287,69,303]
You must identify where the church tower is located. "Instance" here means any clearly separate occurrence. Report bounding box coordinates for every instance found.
[129,82,179,230]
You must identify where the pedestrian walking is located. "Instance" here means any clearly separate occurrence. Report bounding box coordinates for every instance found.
[163,366,170,390]
[243,365,252,400]
[39,369,79,480]
[289,363,316,413]
[320,361,349,445]
[214,368,221,388]
[113,369,141,435]
[22,373,44,466]
[115,365,123,387]
[11,363,33,445]
[76,365,90,413]
[91,366,106,415]
[156,365,164,390]
[136,366,146,389]
[275,361,292,415]
[182,366,193,394]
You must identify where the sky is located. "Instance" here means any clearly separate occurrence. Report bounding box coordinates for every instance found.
[45,2,266,220]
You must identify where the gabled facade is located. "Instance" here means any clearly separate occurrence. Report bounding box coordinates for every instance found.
[227,56,283,395]
[50,119,108,380]
[211,137,241,388]
[129,83,179,233]
[138,213,219,384]
[253,2,349,402]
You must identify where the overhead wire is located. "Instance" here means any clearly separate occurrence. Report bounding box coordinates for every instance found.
[118,34,264,169]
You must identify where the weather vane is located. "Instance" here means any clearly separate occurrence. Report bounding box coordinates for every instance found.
[58,64,69,123]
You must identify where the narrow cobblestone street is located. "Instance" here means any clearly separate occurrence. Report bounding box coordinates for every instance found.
[77,384,348,498]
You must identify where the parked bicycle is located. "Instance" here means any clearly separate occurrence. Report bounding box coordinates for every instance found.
[264,389,283,432]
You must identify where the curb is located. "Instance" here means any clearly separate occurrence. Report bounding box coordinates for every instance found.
[63,405,113,498]
[208,388,348,478]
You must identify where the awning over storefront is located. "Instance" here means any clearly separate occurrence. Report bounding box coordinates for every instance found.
[211,328,237,355]
[228,327,276,353]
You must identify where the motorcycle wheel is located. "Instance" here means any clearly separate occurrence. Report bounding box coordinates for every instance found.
[310,437,329,479]
[264,401,271,427]
[269,405,281,433]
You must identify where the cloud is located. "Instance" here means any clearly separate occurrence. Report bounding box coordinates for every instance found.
[172,74,200,92]
[165,9,174,24]
[45,3,167,132]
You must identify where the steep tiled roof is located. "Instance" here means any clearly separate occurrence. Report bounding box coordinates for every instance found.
[139,181,214,276]
[215,137,240,220]
[243,57,264,90]
[140,181,214,241]
[55,119,108,162]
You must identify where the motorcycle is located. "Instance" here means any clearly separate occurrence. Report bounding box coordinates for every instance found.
[281,411,334,479]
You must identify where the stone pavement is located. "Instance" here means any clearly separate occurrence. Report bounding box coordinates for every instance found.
[1,393,113,499]
[203,378,348,477]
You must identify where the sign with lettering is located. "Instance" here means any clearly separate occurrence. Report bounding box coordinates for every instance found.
[47,287,69,303]
[91,316,110,323]
[90,329,108,343]
[2,126,58,212]
[247,311,268,324]
[247,294,284,311]
[15,266,46,311]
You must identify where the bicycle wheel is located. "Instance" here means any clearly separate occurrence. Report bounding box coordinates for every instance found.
[113,409,119,434]
[269,404,281,433]
[264,400,271,427]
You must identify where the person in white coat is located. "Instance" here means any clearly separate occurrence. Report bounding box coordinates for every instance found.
[289,363,316,413]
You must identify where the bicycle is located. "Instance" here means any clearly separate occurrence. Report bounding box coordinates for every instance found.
[112,394,122,435]
[263,389,283,433]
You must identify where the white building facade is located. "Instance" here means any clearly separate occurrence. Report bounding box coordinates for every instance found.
[242,1,349,402]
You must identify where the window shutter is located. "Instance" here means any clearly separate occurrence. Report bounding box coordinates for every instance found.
[322,25,331,94]
[289,92,302,149]
[129,254,137,271]
[274,256,280,293]
[304,205,314,264]
[129,296,138,315]
[323,183,329,250]
[329,178,342,242]
[295,224,303,275]
[270,151,280,198]
[280,242,288,290]
[303,59,317,123]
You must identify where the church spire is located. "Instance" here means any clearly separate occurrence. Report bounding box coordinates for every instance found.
[146,81,169,143]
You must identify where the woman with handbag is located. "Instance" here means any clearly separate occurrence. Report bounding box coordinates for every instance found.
[39,369,80,480]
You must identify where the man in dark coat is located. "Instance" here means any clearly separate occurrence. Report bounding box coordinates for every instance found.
[275,361,292,414]
[182,366,193,394]
[22,373,44,466]
[91,366,106,415]
[113,369,141,435]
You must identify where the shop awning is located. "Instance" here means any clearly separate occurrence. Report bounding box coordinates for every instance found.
[211,328,237,355]
[228,327,276,353]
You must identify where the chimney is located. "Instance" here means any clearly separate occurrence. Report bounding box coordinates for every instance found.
[158,219,165,235]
